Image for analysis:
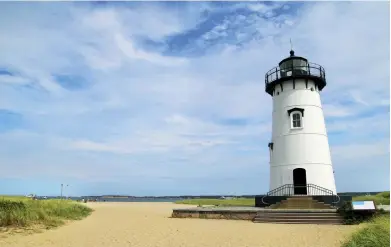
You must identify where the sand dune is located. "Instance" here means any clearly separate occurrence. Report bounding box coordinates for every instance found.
[0,202,358,247]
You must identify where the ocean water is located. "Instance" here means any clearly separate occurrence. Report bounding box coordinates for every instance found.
[64,197,182,202]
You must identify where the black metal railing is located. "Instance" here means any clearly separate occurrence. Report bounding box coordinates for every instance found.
[266,183,333,196]
[261,183,340,206]
[265,62,326,86]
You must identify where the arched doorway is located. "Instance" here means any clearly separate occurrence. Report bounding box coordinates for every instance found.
[293,168,307,195]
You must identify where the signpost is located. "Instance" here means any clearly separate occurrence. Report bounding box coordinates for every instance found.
[60,183,69,199]
[352,201,376,211]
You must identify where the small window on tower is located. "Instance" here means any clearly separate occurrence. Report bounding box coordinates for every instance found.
[291,112,302,129]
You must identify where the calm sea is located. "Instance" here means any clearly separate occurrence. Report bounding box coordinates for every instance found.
[63,197,182,202]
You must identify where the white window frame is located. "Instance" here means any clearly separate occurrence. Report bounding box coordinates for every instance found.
[290,111,303,129]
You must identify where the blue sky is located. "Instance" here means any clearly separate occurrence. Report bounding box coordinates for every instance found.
[0,1,389,196]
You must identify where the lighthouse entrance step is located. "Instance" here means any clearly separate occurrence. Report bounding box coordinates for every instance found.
[268,196,335,209]
[253,209,343,225]
[257,184,341,208]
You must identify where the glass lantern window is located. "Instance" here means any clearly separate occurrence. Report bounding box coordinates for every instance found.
[293,59,308,69]
[280,59,308,71]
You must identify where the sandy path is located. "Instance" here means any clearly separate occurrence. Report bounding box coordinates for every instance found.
[1,202,358,247]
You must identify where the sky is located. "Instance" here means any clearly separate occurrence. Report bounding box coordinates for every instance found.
[0,1,389,197]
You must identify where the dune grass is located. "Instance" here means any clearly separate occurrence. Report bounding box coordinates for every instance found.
[352,191,390,205]
[341,214,390,247]
[174,198,255,207]
[0,196,92,228]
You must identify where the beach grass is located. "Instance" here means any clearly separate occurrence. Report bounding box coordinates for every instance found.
[174,198,255,206]
[0,196,92,228]
[352,191,390,205]
[341,214,390,247]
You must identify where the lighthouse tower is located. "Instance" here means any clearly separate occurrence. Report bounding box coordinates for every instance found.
[265,50,337,195]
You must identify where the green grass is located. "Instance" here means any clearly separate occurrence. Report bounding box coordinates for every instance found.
[0,196,93,228]
[342,215,390,247]
[174,198,255,207]
[353,191,390,205]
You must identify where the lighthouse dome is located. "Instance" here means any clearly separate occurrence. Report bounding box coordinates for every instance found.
[265,50,326,96]
[278,50,308,77]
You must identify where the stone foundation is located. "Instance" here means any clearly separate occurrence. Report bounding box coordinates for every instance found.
[172,207,258,220]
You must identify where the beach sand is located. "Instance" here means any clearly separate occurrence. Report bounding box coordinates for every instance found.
[0,202,359,247]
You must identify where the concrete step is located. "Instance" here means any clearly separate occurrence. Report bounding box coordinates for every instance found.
[253,209,343,225]
[256,212,339,216]
[278,203,330,207]
[278,201,324,204]
[266,196,336,210]
[278,205,331,207]
[275,202,333,209]
[279,207,332,209]
[279,200,329,204]
[253,217,343,225]
[255,214,342,219]
[254,219,343,222]
[254,217,343,221]
[277,206,332,209]
[268,203,281,209]
[253,220,344,225]
[276,205,326,208]
[286,197,314,201]
[256,209,338,212]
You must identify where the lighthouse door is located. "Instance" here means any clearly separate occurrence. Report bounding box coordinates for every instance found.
[293,168,307,195]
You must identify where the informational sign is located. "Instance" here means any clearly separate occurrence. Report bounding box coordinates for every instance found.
[351,201,376,210]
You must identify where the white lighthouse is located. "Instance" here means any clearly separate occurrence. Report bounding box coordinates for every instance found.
[265,50,337,196]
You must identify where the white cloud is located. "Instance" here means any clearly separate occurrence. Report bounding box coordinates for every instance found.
[327,113,389,135]
[323,104,356,118]
[0,74,31,85]
[115,33,188,66]
[164,114,191,125]
[332,140,389,162]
